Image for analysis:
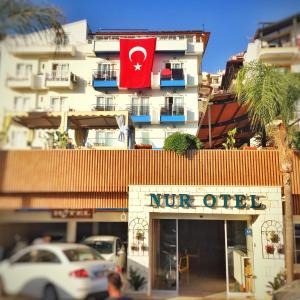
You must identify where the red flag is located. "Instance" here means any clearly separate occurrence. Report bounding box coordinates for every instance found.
[119,38,156,88]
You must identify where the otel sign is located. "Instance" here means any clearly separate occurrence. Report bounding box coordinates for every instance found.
[149,193,265,210]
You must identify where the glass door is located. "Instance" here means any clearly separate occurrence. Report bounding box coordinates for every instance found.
[225,220,253,295]
[152,219,178,292]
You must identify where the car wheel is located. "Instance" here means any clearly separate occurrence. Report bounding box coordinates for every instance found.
[43,284,59,300]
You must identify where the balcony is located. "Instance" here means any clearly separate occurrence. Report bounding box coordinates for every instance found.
[160,105,185,123]
[160,68,185,88]
[257,41,300,63]
[10,45,75,56]
[92,104,116,111]
[93,38,188,54]
[86,137,126,149]
[92,70,118,89]
[45,71,76,89]
[128,105,151,123]
[7,75,34,89]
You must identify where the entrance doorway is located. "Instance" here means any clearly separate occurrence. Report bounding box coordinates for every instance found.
[178,220,226,296]
[151,218,251,297]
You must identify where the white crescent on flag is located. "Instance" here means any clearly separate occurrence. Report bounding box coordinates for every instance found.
[129,46,147,62]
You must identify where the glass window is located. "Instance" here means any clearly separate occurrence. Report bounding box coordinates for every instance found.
[35,250,60,263]
[14,251,32,263]
[152,219,177,290]
[64,248,104,262]
[294,224,300,264]
[86,241,114,254]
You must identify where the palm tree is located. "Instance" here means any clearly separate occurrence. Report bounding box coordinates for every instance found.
[236,60,300,284]
[0,0,67,45]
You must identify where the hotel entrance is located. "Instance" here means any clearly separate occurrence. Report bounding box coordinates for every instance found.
[151,218,252,297]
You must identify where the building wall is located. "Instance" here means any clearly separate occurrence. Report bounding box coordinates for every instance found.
[0,21,203,149]
[127,185,284,299]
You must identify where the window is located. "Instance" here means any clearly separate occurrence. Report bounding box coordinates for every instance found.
[35,250,60,263]
[63,248,104,262]
[50,97,68,112]
[96,96,114,111]
[163,96,184,115]
[14,97,30,112]
[14,251,32,263]
[96,63,117,80]
[16,63,32,79]
[95,131,114,146]
[52,63,69,79]
[131,97,149,115]
[295,224,300,263]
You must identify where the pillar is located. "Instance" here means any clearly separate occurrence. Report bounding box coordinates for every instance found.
[66,221,77,243]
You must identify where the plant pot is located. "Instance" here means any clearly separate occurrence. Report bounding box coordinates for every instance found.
[265,244,275,254]
[134,144,152,149]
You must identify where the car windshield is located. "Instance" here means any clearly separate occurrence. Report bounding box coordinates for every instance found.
[85,241,114,254]
[63,248,104,262]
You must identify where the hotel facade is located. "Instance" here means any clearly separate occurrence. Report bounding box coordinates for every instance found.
[0,17,300,300]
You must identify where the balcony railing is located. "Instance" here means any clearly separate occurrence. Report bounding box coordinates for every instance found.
[92,104,116,111]
[92,70,118,89]
[86,137,124,148]
[160,68,185,87]
[128,105,151,123]
[46,71,71,81]
[160,105,185,123]
[93,70,118,81]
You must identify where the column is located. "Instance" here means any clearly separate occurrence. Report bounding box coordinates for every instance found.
[66,221,77,243]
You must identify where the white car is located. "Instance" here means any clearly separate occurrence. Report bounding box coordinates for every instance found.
[82,236,126,270]
[0,243,116,300]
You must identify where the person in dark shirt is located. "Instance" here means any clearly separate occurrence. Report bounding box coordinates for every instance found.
[106,272,132,300]
[66,138,74,149]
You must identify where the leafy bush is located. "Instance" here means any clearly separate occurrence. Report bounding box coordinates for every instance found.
[267,270,286,295]
[163,132,203,155]
[128,267,147,291]
[222,128,237,150]
[292,131,300,151]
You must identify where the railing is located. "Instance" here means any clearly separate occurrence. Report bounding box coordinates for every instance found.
[261,40,293,48]
[160,68,185,81]
[160,105,184,116]
[128,105,150,115]
[86,137,121,147]
[93,70,118,81]
[92,104,116,111]
[46,71,70,81]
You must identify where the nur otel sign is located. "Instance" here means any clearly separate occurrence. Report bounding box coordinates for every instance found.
[149,193,265,209]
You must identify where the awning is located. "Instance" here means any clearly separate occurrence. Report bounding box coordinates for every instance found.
[12,112,62,129]
[197,93,253,148]
[67,111,132,130]
[11,111,133,130]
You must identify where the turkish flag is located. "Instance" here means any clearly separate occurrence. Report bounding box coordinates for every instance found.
[119,38,156,88]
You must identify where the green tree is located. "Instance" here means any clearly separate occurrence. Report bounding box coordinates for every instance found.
[0,0,67,45]
[163,132,203,155]
[236,60,300,283]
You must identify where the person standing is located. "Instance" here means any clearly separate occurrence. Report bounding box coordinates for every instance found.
[106,272,132,300]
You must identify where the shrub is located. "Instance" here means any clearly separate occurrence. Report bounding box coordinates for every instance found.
[293,131,300,151]
[128,267,147,291]
[267,270,286,295]
[163,132,203,155]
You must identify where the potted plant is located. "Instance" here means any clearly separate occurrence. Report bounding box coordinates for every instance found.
[266,244,275,254]
[128,267,147,291]
[269,231,280,243]
[277,243,284,254]
[135,230,144,241]
[130,243,138,251]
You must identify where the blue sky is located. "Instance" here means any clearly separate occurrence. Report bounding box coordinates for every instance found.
[49,0,300,73]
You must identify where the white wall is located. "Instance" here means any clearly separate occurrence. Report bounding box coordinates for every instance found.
[127,185,284,299]
[0,21,202,149]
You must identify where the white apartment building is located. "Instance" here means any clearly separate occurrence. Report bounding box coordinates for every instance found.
[0,20,210,149]
[244,13,300,123]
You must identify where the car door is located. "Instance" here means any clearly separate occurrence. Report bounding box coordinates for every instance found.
[4,249,34,296]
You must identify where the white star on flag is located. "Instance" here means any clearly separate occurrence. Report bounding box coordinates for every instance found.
[134,63,142,70]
